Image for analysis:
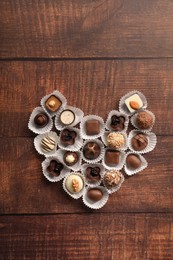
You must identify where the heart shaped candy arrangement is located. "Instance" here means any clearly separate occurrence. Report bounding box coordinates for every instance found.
[28,90,157,209]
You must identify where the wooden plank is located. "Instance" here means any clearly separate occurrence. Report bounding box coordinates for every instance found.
[1,0,173,58]
[0,60,173,137]
[0,136,172,214]
[0,214,173,260]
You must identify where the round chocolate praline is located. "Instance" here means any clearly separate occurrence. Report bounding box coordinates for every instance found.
[131,133,148,151]
[87,188,103,202]
[34,113,49,128]
[126,154,141,170]
[83,142,101,160]
[60,109,75,126]
[63,151,78,166]
[136,111,153,129]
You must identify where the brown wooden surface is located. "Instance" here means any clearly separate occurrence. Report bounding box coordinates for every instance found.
[0,0,173,259]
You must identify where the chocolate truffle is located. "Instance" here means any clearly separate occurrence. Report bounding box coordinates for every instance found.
[65,174,84,193]
[34,113,49,128]
[47,160,64,177]
[85,119,100,135]
[87,188,103,202]
[63,151,78,166]
[83,142,101,160]
[107,132,125,149]
[60,129,77,146]
[41,136,56,152]
[125,94,143,113]
[45,95,62,112]
[104,170,122,189]
[136,111,153,129]
[126,154,141,170]
[105,149,120,165]
[60,109,75,126]
[131,133,148,151]
[110,115,125,131]
[85,167,101,183]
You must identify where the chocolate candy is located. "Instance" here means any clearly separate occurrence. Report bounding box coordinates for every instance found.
[60,109,75,126]
[65,174,84,193]
[34,113,49,128]
[104,170,122,189]
[136,111,153,129]
[110,115,125,131]
[105,149,120,165]
[125,94,143,113]
[45,95,62,112]
[60,129,77,146]
[126,154,141,169]
[41,136,56,152]
[63,151,78,166]
[83,142,101,160]
[87,188,103,202]
[107,132,125,149]
[86,167,101,183]
[131,133,148,151]
[85,119,100,135]
[47,160,64,177]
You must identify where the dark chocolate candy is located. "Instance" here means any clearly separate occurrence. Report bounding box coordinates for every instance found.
[60,129,77,146]
[86,167,101,183]
[83,142,101,160]
[63,151,78,166]
[85,119,100,135]
[47,160,64,177]
[34,113,49,128]
[110,115,125,131]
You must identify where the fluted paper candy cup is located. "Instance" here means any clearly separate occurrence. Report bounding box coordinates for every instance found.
[119,90,147,116]
[80,115,105,140]
[81,163,105,188]
[55,105,84,131]
[41,90,67,117]
[105,110,129,132]
[124,151,148,176]
[28,106,53,134]
[82,186,109,209]
[42,156,69,182]
[34,131,59,157]
[128,130,157,154]
[63,172,85,199]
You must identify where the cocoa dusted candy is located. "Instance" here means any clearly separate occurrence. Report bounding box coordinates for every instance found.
[136,111,154,130]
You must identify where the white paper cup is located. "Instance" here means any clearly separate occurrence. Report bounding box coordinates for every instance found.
[124,152,148,176]
[102,131,128,151]
[80,115,105,140]
[119,90,148,116]
[56,149,82,171]
[82,139,105,164]
[81,163,105,187]
[82,186,109,209]
[102,170,125,194]
[58,127,83,151]
[131,109,155,132]
[102,148,126,170]
[34,131,59,157]
[28,106,53,134]
[41,156,70,182]
[63,172,85,199]
[55,105,84,131]
[41,90,67,117]
[105,110,129,132]
[128,130,157,154]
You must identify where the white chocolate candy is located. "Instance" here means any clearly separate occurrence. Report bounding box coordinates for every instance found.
[60,109,75,125]
[125,94,143,113]
[65,174,84,193]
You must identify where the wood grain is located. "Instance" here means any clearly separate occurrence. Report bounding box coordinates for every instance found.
[0,60,173,137]
[1,0,173,58]
[0,214,173,260]
[0,136,172,214]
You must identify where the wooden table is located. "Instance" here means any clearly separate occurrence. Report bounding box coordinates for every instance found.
[0,1,173,259]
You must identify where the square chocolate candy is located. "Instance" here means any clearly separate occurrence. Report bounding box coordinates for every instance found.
[45,95,62,112]
[105,149,120,165]
[85,119,100,135]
